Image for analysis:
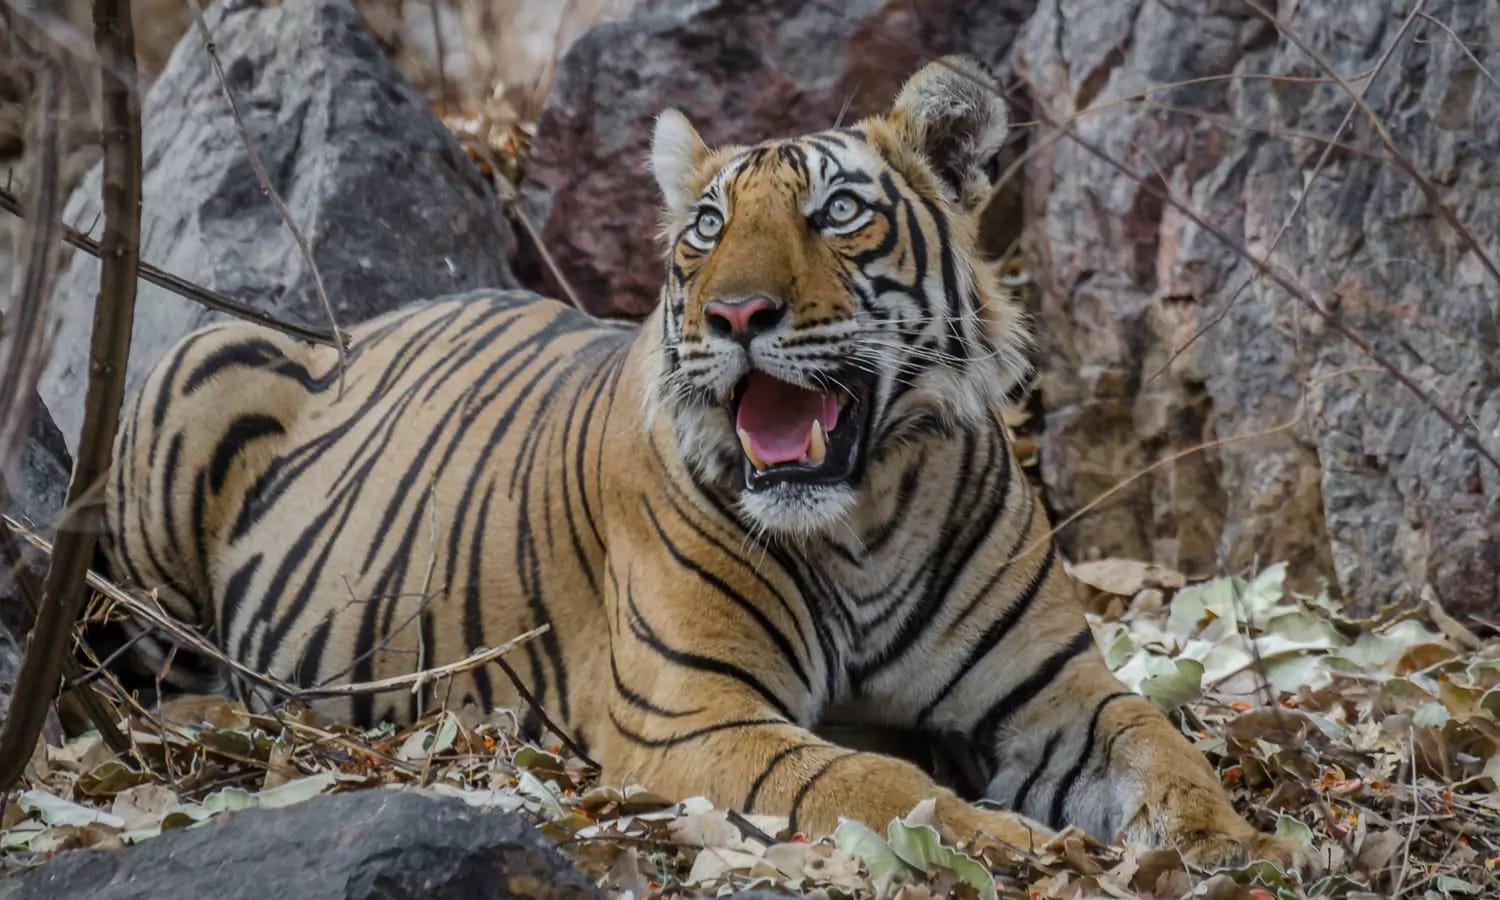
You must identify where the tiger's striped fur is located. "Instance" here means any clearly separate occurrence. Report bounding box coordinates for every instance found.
[106,57,1304,868]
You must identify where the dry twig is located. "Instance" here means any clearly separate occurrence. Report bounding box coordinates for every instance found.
[0,0,142,790]
[493,656,599,769]
[4,515,549,705]
[0,51,62,465]
[0,185,342,347]
[183,0,347,394]
[1416,12,1500,92]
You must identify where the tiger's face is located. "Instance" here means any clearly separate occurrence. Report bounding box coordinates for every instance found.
[646,57,1030,537]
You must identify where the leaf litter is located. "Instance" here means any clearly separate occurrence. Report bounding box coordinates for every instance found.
[1,562,1496,899]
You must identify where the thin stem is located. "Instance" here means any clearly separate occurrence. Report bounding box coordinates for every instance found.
[183,0,348,395]
[0,0,143,789]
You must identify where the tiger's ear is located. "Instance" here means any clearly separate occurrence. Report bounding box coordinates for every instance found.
[650,109,709,215]
[891,56,1008,212]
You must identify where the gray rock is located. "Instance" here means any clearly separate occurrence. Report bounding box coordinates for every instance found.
[39,0,516,451]
[0,789,599,900]
[0,393,70,635]
[521,0,1036,317]
[1014,0,1500,613]
[2,392,69,535]
[0,394,70,740]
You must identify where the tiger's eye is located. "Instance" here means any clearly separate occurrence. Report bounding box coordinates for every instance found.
[694,210,724,241]
[823,193,863,226]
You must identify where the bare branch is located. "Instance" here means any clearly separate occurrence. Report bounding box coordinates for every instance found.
[0,185,343,347]
[0,481,132,754]
[1416,11,1500,93]
[3,514,549,705]
[0,52,62,470]
[1049,118,1500,475]
[0,0,143,790]
[293,628,548,701]
[183,0,347,395]
[493,655,599,769]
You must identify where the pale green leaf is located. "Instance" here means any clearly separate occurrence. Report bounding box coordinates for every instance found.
[833,818,908,887]
[1434,874,1481,895]
[1412,702,1450,729]
[18,790,124,829]
[1274,814,1313,848]
[429,714,460,756]
[1264,653,1333,694]
[1166,578,1237,639]
[886,812,998,900]
[1141,658,1204,711]
[253,773,336,809]
[515,769,569,819]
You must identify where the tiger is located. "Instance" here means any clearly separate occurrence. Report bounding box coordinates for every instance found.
[106,56,1306,869]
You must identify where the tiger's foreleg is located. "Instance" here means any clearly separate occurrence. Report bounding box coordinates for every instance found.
[601,554,1049,850]
[977,619,1312,871]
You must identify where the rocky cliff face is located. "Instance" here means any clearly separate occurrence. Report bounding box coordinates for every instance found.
[1014,0,1498,614]
[525,0,1500,615]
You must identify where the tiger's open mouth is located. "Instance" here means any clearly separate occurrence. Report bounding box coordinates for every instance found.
[730,370,873,491]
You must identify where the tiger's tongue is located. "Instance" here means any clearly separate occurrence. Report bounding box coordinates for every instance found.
[736,371,840,465]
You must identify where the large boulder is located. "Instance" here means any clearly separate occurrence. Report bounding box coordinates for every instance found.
[0,790,599,900]
[1013,0,1499,613]
[521,0,1037,317]
[38,0,517,451]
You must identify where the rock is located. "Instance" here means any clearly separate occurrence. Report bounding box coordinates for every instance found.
[38,0,517,451]
[1013,0,1500,613]
[0,790,599,900]
[0,394,70,741]
[1,393,70,537]
[0,394,70,635]
[521,0,1036,317]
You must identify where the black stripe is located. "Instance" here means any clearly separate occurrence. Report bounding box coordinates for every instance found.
[1098,721,1147,776]
[462,481,498,713]
[642,499,814,691]
[916,541,1054,726]
[745,743,814,812]
[787,751,856,835]
[218,552,263,649]
[624,575,796,721]
[1012,730,1062,814]
[1050,691,1134,828]
[610,650,701,719]
[294,615,333,687]
[607,712,784,749]
[976,629,1096,764]
[209,414,285,493]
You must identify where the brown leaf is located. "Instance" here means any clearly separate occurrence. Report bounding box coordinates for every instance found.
[1069,559,1186,596]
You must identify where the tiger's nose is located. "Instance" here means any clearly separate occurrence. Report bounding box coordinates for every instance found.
[704,295,786,343]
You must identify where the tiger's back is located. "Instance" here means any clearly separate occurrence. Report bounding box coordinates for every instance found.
[108,290,633,729]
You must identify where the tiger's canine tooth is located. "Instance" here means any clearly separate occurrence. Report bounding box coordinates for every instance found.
[808,420,827,465]
[737,428,768,471]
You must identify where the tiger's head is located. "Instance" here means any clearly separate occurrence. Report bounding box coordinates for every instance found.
[646,56,1031,537]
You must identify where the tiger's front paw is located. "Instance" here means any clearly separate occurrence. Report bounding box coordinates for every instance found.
[940,798,1054,855]
[1178,828,1317,875]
